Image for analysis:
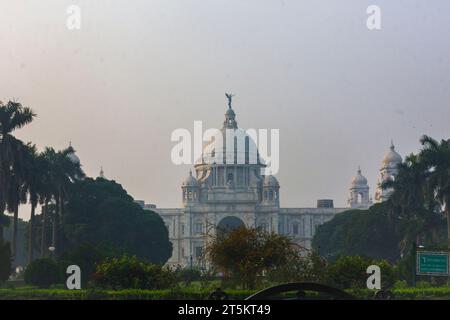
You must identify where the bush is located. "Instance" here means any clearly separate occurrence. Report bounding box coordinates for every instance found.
[24,259,63,288]
[92,255,177,290]
[0,240,12,285]
[326,255,395,290]
[58,243,106,287]
[176,267,202,286]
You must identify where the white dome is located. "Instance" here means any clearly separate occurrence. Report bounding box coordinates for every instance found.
[198,127,264,165]
[382,142,402,166]
[351,168,368,186]
[263,175,279,186]
[182,170,199,187]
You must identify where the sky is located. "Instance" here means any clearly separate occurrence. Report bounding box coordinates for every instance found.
[1,0,450,220]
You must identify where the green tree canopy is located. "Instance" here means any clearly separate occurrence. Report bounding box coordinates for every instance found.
[60,177,172,264]
[312,203,402,262]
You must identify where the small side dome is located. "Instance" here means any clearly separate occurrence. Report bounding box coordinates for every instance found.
[182,170,199,187]
[382,141,402,166]
[263,175,279,186]
[351,167,368,186]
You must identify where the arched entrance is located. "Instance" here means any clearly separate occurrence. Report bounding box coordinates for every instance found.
[217,216,245,234]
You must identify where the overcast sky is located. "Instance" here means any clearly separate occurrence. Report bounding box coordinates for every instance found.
[1,0,450,220]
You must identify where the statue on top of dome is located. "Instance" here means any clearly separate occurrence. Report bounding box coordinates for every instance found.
[225,93,234,109]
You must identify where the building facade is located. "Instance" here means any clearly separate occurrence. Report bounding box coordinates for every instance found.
[143,101,401,267]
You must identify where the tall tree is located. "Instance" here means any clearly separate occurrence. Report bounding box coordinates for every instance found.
[0,101,35,260]
[22,145,48,264]
[42,146,84,256]
[419,135,450,246]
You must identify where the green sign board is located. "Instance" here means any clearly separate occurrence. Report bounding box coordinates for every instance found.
[417,251,449,276]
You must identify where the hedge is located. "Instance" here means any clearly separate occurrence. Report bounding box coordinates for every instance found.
[2,287,450,300]
[0,288,255,300]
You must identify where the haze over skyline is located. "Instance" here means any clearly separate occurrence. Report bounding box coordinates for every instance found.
[1,0,450,220]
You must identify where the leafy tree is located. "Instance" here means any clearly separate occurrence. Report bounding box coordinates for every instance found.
[61,177,172,263]
[313,203,402,262]
[0,239,12,284]
[205,226,301,289]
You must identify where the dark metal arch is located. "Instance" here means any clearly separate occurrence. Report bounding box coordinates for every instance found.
[245,282,356,300]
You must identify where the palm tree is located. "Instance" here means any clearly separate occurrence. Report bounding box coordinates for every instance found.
[383,153,433,252]
[419,135,450,246]
[22,144,47,264]
[5,141,29,260]
[43,146,84,256]
[0,101,35,255]
[384,154,429,218]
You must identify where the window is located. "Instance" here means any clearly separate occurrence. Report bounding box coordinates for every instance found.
[194,222,203,234]
[293,223,299,235]
[181,224,185,235]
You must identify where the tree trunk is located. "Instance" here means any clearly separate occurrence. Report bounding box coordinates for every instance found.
[12,205,18,262]
[40,202,47,258]
[27,205,35,265]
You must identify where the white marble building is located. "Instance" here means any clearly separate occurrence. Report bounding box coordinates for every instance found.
[142,101,401,267]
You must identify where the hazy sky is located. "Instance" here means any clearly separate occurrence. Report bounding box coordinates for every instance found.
[1,0,450,220]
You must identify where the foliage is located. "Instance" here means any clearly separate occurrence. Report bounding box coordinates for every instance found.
[175,267,202,286]
[0,240,12,284]
[61,178,172,264]
[92,255,177,290]
[325,255,395,290]
[205,226,302,289]
[58,243,106,287]
[313,203,402,262]
[24,258,63,288]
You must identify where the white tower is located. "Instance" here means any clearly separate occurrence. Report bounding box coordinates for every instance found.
[375,141,402,202]
[349,167,372,209]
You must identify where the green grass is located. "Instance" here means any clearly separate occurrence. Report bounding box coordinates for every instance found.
[3,282,450,300]
[0,287,256,300]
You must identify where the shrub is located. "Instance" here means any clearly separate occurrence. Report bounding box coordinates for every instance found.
[58,243,106,287]
[0,240,12,285]
[92,255,177,290]
[24,259,63,288]
[176,267,202,286]
[326,255,395,290]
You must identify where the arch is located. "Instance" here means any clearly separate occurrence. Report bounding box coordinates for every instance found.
[217,216,245,234]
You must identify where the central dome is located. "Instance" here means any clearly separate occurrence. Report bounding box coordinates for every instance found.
[196,100,265,166]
